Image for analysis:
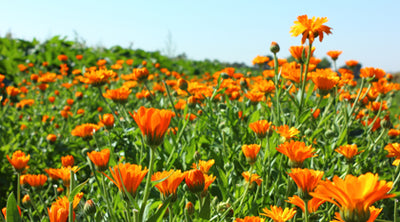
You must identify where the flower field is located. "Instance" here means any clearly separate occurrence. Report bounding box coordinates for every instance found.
[1,15,400,222]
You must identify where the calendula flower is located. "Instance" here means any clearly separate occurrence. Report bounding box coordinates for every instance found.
[275,125,300,141]
[327,50,342,61]
[260,205,296,222]
[335,144,364,161]
[7,150,30,173]
[385,143,400,166]
[81,69,114,86]
[252,55,270,65]
[249,120,273,139]
[130,106,175,148]
[71,123,101,140]
[286,195,325,214]
[46,166,79,187]
[191,159,215,174]
[102,87,131,103]
[104,163,148,196]
[98,113,114,129]
[151,169,185,201]
[87,149,110,171]
[185,169,205,193]
[203,174,216,193]
[6,86,20,97]
[235,216,265,222]
[311,69,340,94]
[310,173,395,222]
[290,14,332,45]
[23,174,48,188]
[133,67,149,80]
[345,60,358,67]
[331,206,382,222]
[288,168,324,199]
[360,67,386,80]
[61,155,74,167]
[276,141,317,168]
[289,45,315,63]
[242,171,263,186]
[245,90,264,104]
[48,204,68,222]
[242,144,261,164]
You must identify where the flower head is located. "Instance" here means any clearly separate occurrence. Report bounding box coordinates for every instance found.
[288,168,324,198]
[260,205,296,222]
[151,169,185,201]
[276,141,317,168]
[384,143,400,166]
[286,195,325,214]
[46,166,79,187]
[102,87,131,103]
[7,150,30,173]
[61,155,74,167]
[242,144,261,164]
[311,69,339,94]
[130,106,175,148]
[310,173,395,222]
[242,171,263,186]
[23,174,48,188]
[335,144,364,161]
[249,120,272,139]
[71,123,101,140]
[275,125,300,141]
[235,216,265,222]
[87,149,110,171]
[327,50,342,61]
[290,14,332,44]
[104,163,148,196]
[185,169,205,193]
[191,159,215,174]
[98,114,114,129]
[81,69,114,86]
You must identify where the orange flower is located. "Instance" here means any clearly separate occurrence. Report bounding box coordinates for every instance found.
[133,67,149,80]
[276,141,316,167]
[327,50,342,61]
[242,171,263,186]
[311,69,339,93]
[331,206,382,222]
[345,60,358,67]
[61,155,74,167]
[288,168,324,196]
[7,150,30,172]
[98,113,114,129]
[290,14,332,44]
[48,204,68,222]
[242,144,261,164]
[249,120,272,139]
[81,69,114,86]
[275,125,300,141]
[191,159,215,174]
[76,55,83,60]
[57,54,68,62]
[203,173,216,193]
[87,149,110,171]
[46,166,79,187]
[6,86,20,97]
[335,144,363,161]
[360,67,386,80]
[260,205,296,222]
[105,163,148,196]
[289,46,315,63]
[23,174,48,188]
[151,169,185,200]
[245,90,264,104]
[384,143,400,166]
[130,106,175,148]
[388,129,400,137]
[286,195,325,214]
[103,87,131,103]
[235,216,265,222]
[71,123,101,140]
[252,55,270,65]
[185,169,205,193]
[310,173,395,222]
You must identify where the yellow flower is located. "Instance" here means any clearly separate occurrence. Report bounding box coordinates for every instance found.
[260,205,296,222]
[290,14,332,44]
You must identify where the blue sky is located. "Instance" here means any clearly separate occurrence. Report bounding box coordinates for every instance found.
[1,0,400,72]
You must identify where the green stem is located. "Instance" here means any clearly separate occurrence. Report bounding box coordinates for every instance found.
[304,199,309,222]
[272,52,281,125]
[38,191,50,219]
[139,147,156,221]
[17,173,21,207]
[163,80,179,118]
[390,164,400,193]
[298,43,313,117]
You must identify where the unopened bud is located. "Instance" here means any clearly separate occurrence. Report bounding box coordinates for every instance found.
[220,72,229,79]
[178,78,188,91]
[185,202,195,216]
[270,41,280,54]
[83,199,96,216]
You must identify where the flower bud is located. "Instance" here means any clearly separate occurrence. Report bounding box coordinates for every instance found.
[185,202,195,216]
[270,41,280,53]
[83,199,96,216]
[220,72,229,79]
[22,194,31,207]
[178,78,188,91]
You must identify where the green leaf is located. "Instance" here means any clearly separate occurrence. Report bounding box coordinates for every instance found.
[6,193,22,222]
[199,193,211,220]
[68,179,89,202]
[146,195,172,222]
